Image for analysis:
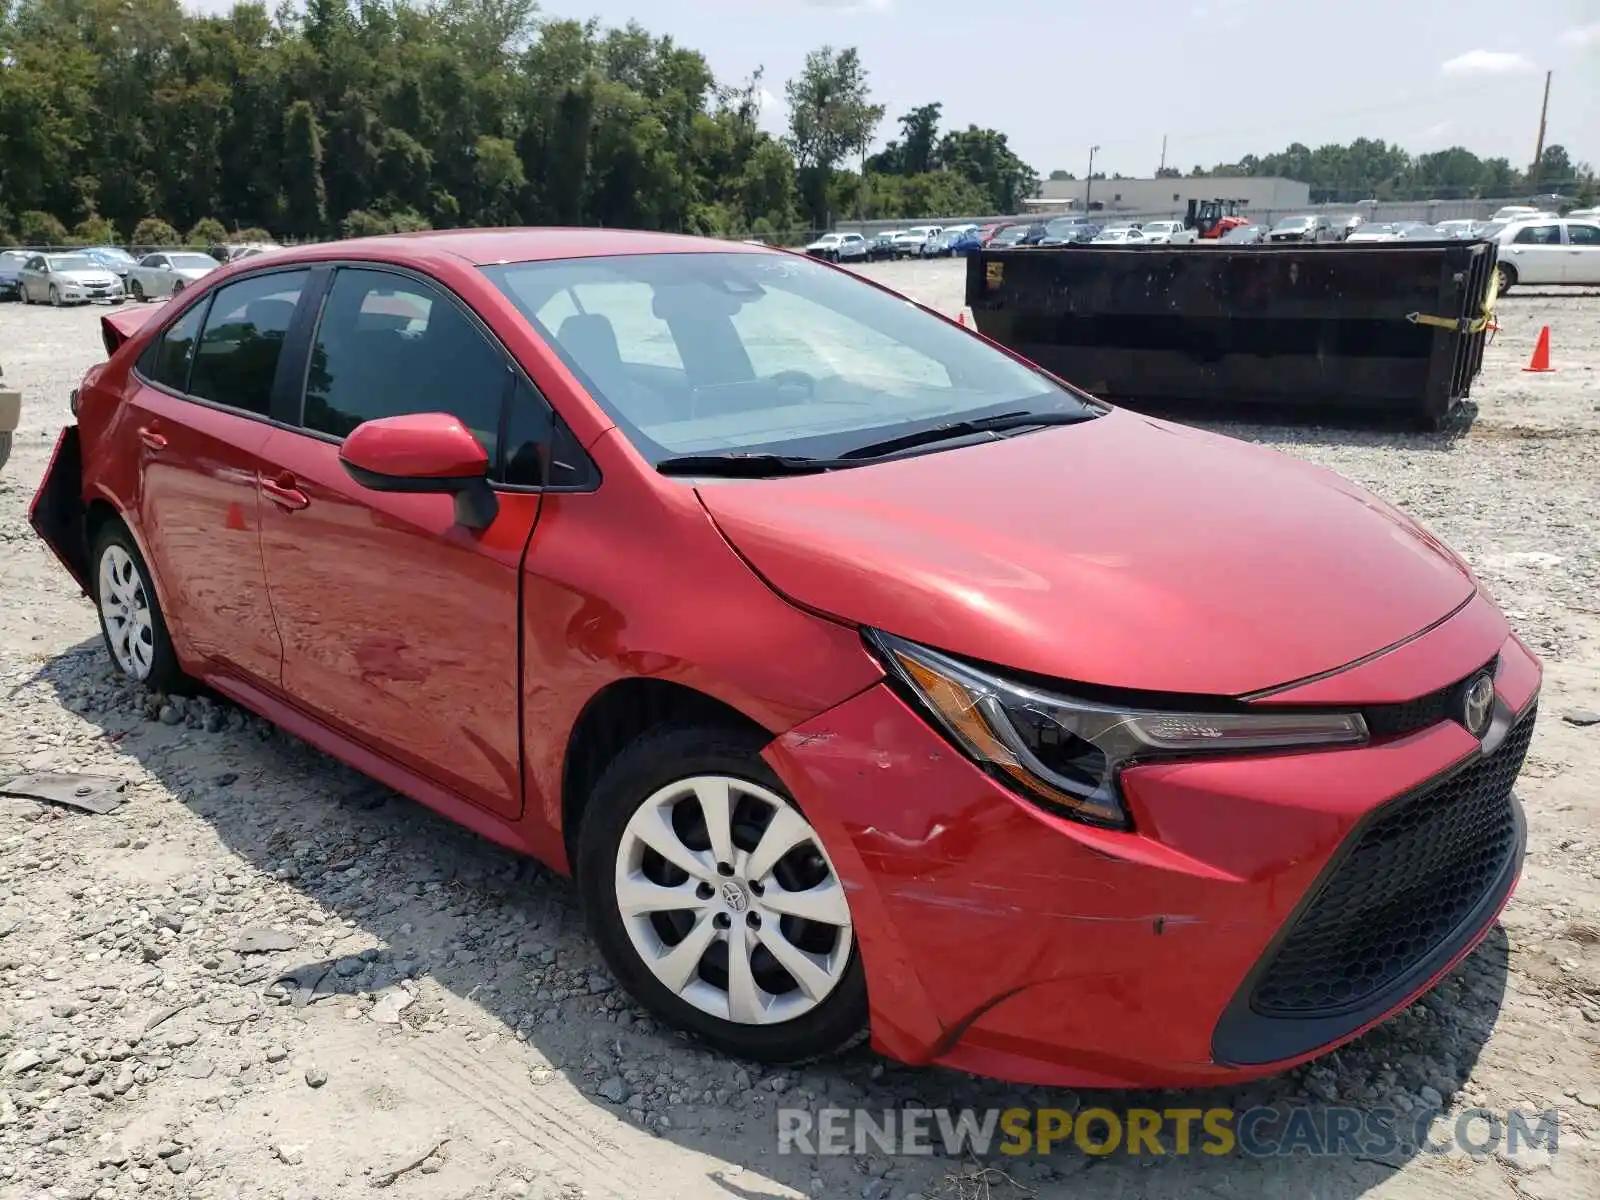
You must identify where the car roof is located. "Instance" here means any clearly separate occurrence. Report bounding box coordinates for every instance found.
[243,227,766,270]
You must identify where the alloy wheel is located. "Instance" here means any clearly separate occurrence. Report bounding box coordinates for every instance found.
[98,544,155,680]
[612,775,853,1026]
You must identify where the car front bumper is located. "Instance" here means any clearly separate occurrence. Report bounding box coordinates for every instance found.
[764,613,1540,1088]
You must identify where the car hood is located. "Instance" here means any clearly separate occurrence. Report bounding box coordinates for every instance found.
[695,409,1475,696]
[57,269,120,286]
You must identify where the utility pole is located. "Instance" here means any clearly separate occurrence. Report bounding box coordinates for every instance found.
[1529,69,1551,191]
[1085,144,1100,211]
[1158,135,1167,175]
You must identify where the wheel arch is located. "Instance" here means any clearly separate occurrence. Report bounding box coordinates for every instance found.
[560,677,771,874]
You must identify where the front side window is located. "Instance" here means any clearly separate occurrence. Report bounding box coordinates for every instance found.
[483,251,1098,467]
[188,270,309,416]
[301,268,509,464]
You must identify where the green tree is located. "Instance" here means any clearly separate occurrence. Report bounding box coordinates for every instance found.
[784,46,884,226]
[281,100,327,237]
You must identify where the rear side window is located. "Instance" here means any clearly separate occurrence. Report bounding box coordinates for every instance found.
[188,271,308,415]
[1512,225,1560,245]
[301,268,510,461]
[140,302,207,392]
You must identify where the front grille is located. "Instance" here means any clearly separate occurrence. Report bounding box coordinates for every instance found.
[1250,707,1535,1017]
[1360,657,1497,738]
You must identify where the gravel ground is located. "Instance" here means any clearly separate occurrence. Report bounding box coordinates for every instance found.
[2,264,1599,1200]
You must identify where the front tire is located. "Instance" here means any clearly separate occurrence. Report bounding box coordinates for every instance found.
[130,280,145,302]
[49,286,61,307]
[1495,263,1516,294]
[91,522,189,694]
[577,724,866,1064]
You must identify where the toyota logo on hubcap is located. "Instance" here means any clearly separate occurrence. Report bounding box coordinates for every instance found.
[1462,673,1495,738]
[719,881,748,912]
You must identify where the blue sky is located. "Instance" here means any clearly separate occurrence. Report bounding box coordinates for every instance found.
[541,0,1600,178]
[193,0,1599,179]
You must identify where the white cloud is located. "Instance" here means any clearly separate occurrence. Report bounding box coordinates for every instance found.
[1424,120,1454,139]
[1560,22,1600,49]
[1439,49,1537,75]
[757,87,777,110]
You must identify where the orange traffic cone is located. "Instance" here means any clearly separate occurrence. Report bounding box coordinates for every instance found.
[1523,326,1555,373]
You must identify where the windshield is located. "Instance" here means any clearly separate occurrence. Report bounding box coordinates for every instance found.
[483,251,1099,467]
[47,255,95,271]
[1220,226,1258,241]
[1273,217,1312,230]
[92,248,138,264]
[169,253,219,270]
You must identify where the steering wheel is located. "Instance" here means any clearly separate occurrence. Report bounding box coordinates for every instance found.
[768,370,816,401]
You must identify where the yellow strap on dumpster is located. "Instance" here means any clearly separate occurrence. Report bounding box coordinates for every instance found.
[1405,261,1500,335]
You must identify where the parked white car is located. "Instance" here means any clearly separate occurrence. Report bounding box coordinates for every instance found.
[126,251,221,302]
[890,225,942,257]
[18,252,126,306]
[1139,221,1197,245]
[803,232,869,263]
[1488,218,1600,291]
[1345,223,1398,244]
[1090,227,1148,244]
[1433,219,1485,240]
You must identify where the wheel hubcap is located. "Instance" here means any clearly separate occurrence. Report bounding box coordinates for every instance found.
[614,776,853,1026]
[98,545,155,680]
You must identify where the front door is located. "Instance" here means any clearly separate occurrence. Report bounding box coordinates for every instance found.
[1503,223,1564,284]
[124,272,311,685]
[255,266,542,820]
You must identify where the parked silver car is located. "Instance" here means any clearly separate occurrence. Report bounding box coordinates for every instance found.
[18,253,126,306]
[126,251,221,302]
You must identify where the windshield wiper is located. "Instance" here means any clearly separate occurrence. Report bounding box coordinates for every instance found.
[655,453,854,477]
[837,409,1090,461]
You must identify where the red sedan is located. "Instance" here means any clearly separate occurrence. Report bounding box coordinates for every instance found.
[29,229,1538,1087]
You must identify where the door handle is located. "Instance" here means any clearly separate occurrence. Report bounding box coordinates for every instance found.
[138,427,167,451]
[261,476,309,511]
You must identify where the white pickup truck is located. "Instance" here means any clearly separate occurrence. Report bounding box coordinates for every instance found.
[0,363,18,472]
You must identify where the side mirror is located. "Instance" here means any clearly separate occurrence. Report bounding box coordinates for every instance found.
[339,412,499,531]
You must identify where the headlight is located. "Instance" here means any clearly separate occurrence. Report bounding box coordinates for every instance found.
[869,631,1369,829]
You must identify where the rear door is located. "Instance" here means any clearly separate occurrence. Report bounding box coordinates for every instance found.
[1562,222,1600,285]
[122,269,311,684]
[254,265,578,820]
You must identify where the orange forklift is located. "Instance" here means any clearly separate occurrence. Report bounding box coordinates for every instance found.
[1184,198,1252,239]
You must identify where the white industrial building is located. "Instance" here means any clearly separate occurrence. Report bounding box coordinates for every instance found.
[1028,175,1311,216]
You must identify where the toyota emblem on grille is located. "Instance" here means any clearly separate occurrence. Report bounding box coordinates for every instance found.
[1462,673,1495,737]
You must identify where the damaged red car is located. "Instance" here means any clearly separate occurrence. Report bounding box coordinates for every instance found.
[30,229,1539,1087]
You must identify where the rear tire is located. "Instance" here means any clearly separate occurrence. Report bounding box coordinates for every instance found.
[90,521,191,695]
[1495,263,1516,295]
[577,723,867,1065]
[130,280,145,302]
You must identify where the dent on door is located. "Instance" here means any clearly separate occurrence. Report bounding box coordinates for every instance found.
[255,429,540,821]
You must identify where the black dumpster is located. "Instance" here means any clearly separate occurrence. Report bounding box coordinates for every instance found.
[965,240,1500,428]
